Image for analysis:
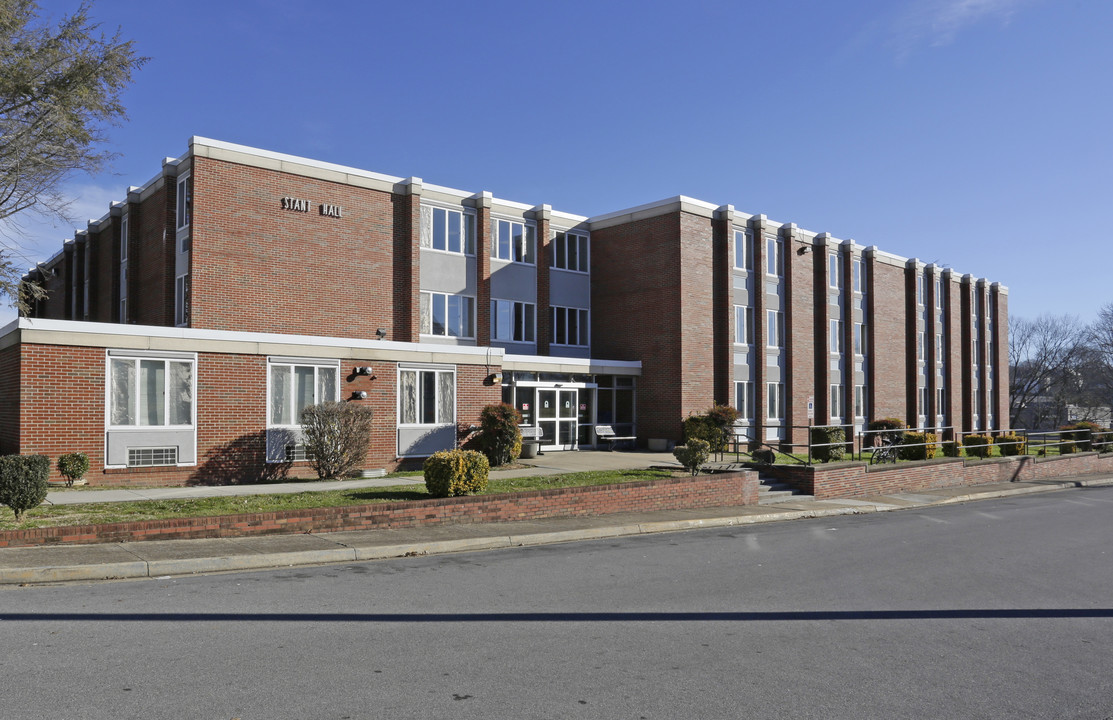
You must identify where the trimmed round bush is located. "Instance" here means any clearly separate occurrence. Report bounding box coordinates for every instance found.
[899,432,938,461]
[0,454,50,522]
[673,438,710,476]
[478,404,522,467]
[424,449,490,498]
[995,434,1025,457]
[964,434,992,459]
[941,438,963,458]
[810,426,846,463]
[57,452,90,486]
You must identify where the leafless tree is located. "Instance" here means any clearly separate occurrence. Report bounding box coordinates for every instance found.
[1008,314,1087,429]
[0,0,145,311]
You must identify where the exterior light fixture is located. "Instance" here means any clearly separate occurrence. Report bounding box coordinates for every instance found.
[351,390,368,400]
[375,328,387,340]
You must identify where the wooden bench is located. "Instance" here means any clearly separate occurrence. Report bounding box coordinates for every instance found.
[595,425,636,451]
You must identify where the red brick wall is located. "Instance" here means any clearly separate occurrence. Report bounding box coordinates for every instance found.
[0,343,19,455]
[993,289,1010,428]
[132,183,173,327]
[0,470,760,548]
[190,157,397,339]
[868,259,907,422]
[391,191,420,342]
[788,230,817,446]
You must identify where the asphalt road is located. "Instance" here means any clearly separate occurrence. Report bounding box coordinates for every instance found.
[3,486,1113,719]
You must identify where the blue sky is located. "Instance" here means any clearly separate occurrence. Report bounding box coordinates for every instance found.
[3,0,1109,327]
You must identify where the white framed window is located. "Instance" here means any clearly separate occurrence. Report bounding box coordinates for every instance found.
[420,292,475,338]
[830,319,843,354]
[854,384,866,419]
[552,231,588,272]
[551,306,589,346]
[935,333,943,363]
[854,322,865,356]
[109,355,195,428]
[934,277,943,309]
[176,173,191,231]
[766,309,784,348]
[119,213,128,321]
[918,386,929,419]
[491,299,535,343]
[766,382,784,420]
[830,384,845,420]
[765,236,782,277]
[936,387,945,415]
[174,274,189,327]
[399,367,455,426]
[734,380,755,420]
[268,359,339,427]
[733,229,752,271]
[829,253,842,289]
[918,331,926,362]
[852,258,863,293]
[734,305,754,345]
[916,275,924,306]
[430,206,476,255]
[494,219,535,264]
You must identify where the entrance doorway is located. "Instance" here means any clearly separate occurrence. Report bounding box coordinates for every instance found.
[538,388,578,450]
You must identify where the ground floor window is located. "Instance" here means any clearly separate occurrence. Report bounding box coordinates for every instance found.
[767,382,784,421]
[400,367,455,425]
[734,380,754,420]
[109,355,195,427]
[268,360,339,426]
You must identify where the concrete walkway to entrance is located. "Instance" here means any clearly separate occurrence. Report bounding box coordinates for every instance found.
[41,450,685,506]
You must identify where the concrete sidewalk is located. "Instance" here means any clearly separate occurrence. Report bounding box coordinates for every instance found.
[4,469,1112,585]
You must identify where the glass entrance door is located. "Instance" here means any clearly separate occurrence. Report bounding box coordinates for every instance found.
[538,388,578,450]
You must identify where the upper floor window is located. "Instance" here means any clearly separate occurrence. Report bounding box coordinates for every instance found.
[916,275,924,305]
[431,207,476,255]
[175,274,189,327]
[119,213,128,321]
[854,385,866,419]
[494,219,535,264]
[733,229,752,271]
[934,277,943,308]
[552,231,588,273]
[420,291,475,338]
[734,305,754,345]
[852,258,863,293]
[829,253,842,289]
[830,319,843,354]
[176,174,191,231]
[492,299,536,343]
[268,360,338,427]
[767,382,785,420]
[109,355,195,427]
[551,306,589,347]
[854,322,865,356]
[765,236,782,277]
[830,384,845,421]
[766,309,784,349]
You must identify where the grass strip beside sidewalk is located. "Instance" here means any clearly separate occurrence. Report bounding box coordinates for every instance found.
[0,469,675,531]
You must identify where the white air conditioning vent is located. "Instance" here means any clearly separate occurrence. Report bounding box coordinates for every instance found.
[284,444,315,462]
[127,447,178,467]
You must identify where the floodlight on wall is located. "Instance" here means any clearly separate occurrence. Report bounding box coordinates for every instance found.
[375,328,387,340]
[485,372,503,386]
[796,244,812,256]
[355,366,373,376]
[351,390,368,400]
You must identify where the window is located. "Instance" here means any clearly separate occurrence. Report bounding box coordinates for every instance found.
[918,331,925,362]
[766,309,784,348]
[734,381,755,420]
[176,173,191,231]
[119,213,128,321]
[934,278,942,309]
[936,387,945,415]
[734,305,754,345]
[829,253,842,289]
[175,274,189,327]
[854,385,866,419]
[767,382,784,420]
[916,275,924,305]
[399,367,454,425]
[854,322,865,356]
[733,229,752,271]
[268,361,338,426]
[765,236,782,277]
[491,299,535,343]
[852,258,863,293]
[935,333,943,363]
[431,207,476,254]
[420,292,475,338]
[551,306,589,346]
[494,219,535,264]
[109,356,194,427]
[830,384,845,420]
[918,386,929,419]
[830,319,843,353]
[552,231,588,272]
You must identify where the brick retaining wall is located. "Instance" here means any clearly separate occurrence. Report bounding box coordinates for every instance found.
[0,471,759,549]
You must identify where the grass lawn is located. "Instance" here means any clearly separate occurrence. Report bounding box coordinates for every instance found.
[0,468,675,531]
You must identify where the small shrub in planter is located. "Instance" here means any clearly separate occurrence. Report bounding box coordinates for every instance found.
[478,404,523,467]
[424,449,490,498]
[300,402,375,479]
[673,439,711,476]
[0,454,50,522]
[809,426,846,463]
[1060,422,1100,453]
[941,438,963,458]
[964,434,992,459]
[899,432,938,460]
[995,434,1026,457]
[57,452,90,486]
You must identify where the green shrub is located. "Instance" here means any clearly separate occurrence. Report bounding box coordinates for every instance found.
[423,449,490,498]
[478,404,523,467]
[964,434,992,458]
[899,432,938,460]
[809,426,846,463]
[0,454,50,522]
[300,401,375,479]
[683,405,740,453]
[673,439,711,476]
[868,418,907,443]
[995,433,1025,457]
[57,452,90,486]
[941,438,963,457]
[1060,422,1100,453]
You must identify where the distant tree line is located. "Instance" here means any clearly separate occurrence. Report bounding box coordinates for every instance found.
[1010,304,1113,430]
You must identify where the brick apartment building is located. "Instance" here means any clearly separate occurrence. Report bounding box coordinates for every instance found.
[0,138,1008,486]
